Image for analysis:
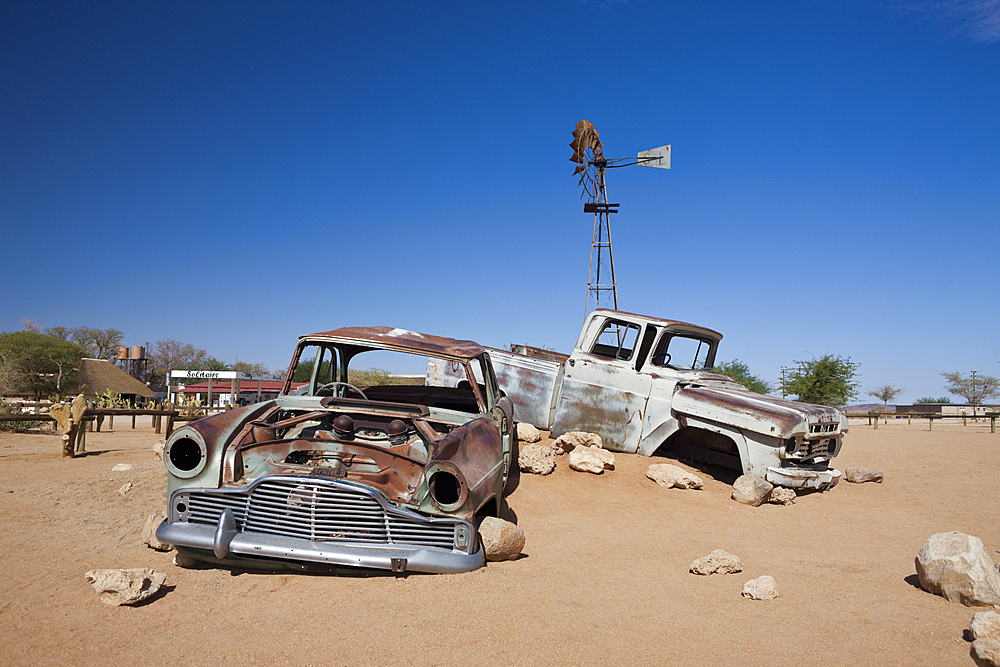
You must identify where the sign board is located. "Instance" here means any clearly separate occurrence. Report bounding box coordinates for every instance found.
[169,370,282,382]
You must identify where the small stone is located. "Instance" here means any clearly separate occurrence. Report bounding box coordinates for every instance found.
[118,483,133,497]
[518,443,556,475]
[972,638,1000,667]
[971,611,1000,641]
[915,532,1000,606]
[768,488,797,505]
[479,517,525,562]
[173,553,211,569]
[153,441,165,457]
[515,423,541,443]
[85,568,166,606]
[647,463,703,489]
[690,549,743,575]
[552,431,603,455]
[845,467,883,483]
[742,575,779,600]
[112,464,133,472]
[732,475,773,507]
[143,511,173,552]
[568,446,607,474]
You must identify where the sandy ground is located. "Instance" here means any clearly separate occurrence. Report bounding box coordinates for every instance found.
[0,417,997,666]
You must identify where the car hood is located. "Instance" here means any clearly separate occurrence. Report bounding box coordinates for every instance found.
[672,384,845,439]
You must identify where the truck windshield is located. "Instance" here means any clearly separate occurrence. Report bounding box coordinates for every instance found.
[590,319,641,361]
[650,334,713,370]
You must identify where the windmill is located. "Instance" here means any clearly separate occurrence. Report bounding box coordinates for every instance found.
[570,120,670,315]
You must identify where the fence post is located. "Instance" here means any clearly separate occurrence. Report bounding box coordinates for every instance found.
[928,416,933,431]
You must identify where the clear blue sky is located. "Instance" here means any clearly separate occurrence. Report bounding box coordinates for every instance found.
[3,1,998,402]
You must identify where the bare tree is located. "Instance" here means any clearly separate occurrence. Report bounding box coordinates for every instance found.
[941,371,1000,409]
[868,385,903,412]
[148,339,210,383]
[70,326,125,360]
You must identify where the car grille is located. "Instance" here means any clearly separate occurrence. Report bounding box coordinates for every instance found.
[175,478,459,550]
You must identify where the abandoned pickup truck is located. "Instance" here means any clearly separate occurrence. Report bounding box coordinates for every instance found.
[156,326,515,574]
[432,309,847,490]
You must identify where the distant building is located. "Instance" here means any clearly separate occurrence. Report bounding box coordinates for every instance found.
[895,404,998,416]
[174,379,304,407]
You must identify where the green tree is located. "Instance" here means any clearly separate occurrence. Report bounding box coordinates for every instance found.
[915,396,951,404]
[348,367,394,387]
[781,354,861,408]
[940,371,1000,407]
[231,361,270,374]
[0,331,88,399]
[712,360,772,394]
[867,384,903,411]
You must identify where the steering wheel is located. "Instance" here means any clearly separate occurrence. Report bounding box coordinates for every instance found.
[316,382,368,399]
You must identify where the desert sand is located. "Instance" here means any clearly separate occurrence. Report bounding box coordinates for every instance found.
[0,417,996,666]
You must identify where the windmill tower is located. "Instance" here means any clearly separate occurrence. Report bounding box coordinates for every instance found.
[570,120,670,315]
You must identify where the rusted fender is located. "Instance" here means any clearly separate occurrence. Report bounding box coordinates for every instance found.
[671,385,845,439]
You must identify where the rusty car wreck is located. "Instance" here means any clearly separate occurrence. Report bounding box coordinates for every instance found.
[156,326,515,574]
[432,309,848,490]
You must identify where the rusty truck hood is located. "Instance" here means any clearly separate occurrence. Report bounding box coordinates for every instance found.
[672,383,844,439]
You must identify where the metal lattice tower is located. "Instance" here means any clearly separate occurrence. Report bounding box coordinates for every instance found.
[584,161,619,314]
[569,120,670,317]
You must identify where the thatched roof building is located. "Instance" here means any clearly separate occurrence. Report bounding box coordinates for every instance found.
[77,359,155,403]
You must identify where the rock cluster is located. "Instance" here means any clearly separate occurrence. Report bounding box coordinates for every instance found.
[568,445,614,474]
[768,487,797,505]
[845,466,883,483]
[731,474,773,506]
[970,611,1000,667]
[552,431,602,455]
[689,549,743,575]
[518,444,556,475]
[143,511,173,552]
[516,422,541,443]
[85,568,166,606]
[646,463,703,490]
[915,532,1000,607]
[742,575,779,600]
[479,517,525,562]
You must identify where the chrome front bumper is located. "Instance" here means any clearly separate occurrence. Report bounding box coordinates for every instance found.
[765,465,841,490]
[156,514,485,574]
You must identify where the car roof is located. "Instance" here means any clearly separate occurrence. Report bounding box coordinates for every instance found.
[301,326,485,360]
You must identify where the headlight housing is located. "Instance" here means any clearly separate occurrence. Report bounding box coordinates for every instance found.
[164,428,208,479]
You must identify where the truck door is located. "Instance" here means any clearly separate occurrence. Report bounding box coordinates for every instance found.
[549,317,652,453]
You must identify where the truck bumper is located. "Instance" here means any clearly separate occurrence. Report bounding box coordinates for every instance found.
[765,466,841,490]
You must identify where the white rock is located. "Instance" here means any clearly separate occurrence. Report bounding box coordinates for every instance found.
[845,466,883,483]
[143,511,173,552]
[971,611,1000,641]
[768,488,797,505]
[518,443,556,475]
[972,638,1000,667]
[152,441,165,457]
[915,532,1000,606]
[515,422,541,443]
[173,553,211,569]
[690,549,743,575]
[479,517,525,562]
[585,445,614,469]
[552,431,603,455]
[742,575,779,600]
[85,568,166,606]
[112,463,133,472]
[118,482,133,497]
[731,475,773,507]
[568,446,606,474]
[647,463,703,489]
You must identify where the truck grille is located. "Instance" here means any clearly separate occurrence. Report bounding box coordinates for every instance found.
[785,437,837,462]
[175,478,460,550]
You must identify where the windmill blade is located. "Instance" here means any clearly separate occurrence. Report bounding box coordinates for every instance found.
[638,145,670,169]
